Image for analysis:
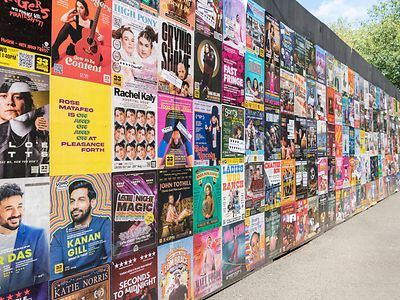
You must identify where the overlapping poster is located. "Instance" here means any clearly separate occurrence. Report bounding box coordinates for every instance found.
[0,178,49,294]
[315,46,325,84]
[245,109,264,162]
[294,74,307,117]
[195,0,223,40]
[265,13,280,65]
[193,227,222,298]
[318,157,328,195]
[264,161,281,210]
[221,105,245,164]
[245,162,265,216]
[245,213,265,270]
[160,0,195,30]
[281,113,295,160]
[281,202,296,252]
[112,248,157,300]
[193,166,222,234]
[157,94,193,169]
[295,160,307,201]
[279,22,294,72]
[52,0,111,84]
[307,196,319,237]
[244,52,264,110]
[112,171,157,259]
[158,18,194,97]
[294,117,307,160]
[293,33,305,76]
[317,120,327,157]
[222,0,246,51]
[246,0,265,58]
[264,108,281,160]
[316,82,326,121]
[222,43,245,106]
[307,153,318,197]
[157,168,193,245]
[306,78,317,119]
[280,69,295,115]
[158,236,193,300]
[295,199,308,245]
[265,208,282,259]
[50,174,111,280]
[0,282,48,300]
[222,164,245,226]
[0,66,49,178]
[281,159,296,203]
[305,39,316,80]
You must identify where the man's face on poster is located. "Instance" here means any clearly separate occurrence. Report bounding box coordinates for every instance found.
[69,187,93,223]
[0,195,23,231]
[0,91,26,123]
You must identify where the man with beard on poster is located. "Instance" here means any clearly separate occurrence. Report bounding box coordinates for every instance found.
[50,180,111,279]
[200,43,216,98]
[0,183,49,293]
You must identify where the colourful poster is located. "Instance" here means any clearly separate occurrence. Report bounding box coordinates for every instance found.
[306,78,317,119]
[222,0,246,52]
[158,19,194,97]
[281,113,295,160]
[245,162,265,216]
[327,123,336,157]
[221,43,245,106]
[293,33,306,76]
[157,94,193,169]
[281,159,296,203]
[295,199,308,245]
[295,160,307,201]
[335,156,343,190]
[221,164,245,226]
[245,213,265,271]
[281,202,296,252]
[316,82,326,121]
[193,166,222,234]
[245,109,265,162]
[221,105,245,164]
[51,265,110,300]
[279,22,294,73]
[193,33,222,102]
[157,168,193,245]
[328,156,336,192]
[222,221,246,286]
[112,248,157,300]
[50,76,111,176]
[317,120,327,157]
[160,0,195,30]
[265,13,280,65]
[246,0,265,58]
[244,52,264,110]
[193,227,222,298]
[305,39,316,80]
[50,174,111,280]
[264,160,281,210]
[157,236,193,300]
[318,157,328,195]
[264,108,281,160]
[0,66,49,178]
[112,171,157,259]
[265,208,282,259]
[315,46,326,84]
[327,86,335,124]
[52,0,112,84]
[265,63,280,101]
[307,196,319,237]
[0,282,48,300]
[195,0,223,40]
[0,178,49,294]
[294,74,307,117]
[294,117,307,160]
[326,51,334,88]
[280,69,295,115]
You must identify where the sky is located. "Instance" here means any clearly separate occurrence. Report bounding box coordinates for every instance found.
[296,0,380,24]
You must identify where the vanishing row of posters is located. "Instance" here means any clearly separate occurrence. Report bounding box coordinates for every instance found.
[1,172,397,298]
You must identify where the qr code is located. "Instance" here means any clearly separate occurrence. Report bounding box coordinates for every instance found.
[54,63,63,74]
[18,52,34,69]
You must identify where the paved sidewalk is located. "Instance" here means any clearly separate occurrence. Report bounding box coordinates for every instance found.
[210,193,400,300]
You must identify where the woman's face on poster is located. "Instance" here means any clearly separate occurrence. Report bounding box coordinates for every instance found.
[138,36,152,59]
[122,30,135,56]
[76,1,86,17]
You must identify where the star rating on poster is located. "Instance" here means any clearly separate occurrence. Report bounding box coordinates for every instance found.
[114,251,156,269]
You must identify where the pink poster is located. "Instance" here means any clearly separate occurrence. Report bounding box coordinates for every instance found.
[222,43,245,107]
[318,157,328,195]
[157,93,193,168]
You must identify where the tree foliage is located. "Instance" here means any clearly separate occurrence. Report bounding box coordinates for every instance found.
[329,0,400,89]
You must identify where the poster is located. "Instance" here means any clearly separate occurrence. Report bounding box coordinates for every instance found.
[280,69,294,115]
[335,190,344,223]
[50,76,111,176]
[306,78,317,119]
[245,162,265,216]
[222,221,246,286]
[293,33,305,76]
[316,82,326,121]
[327,123,335,157]
[315,46,325,84]
[295,199,308,245]
[318,194,328,231]
[264,161,281,210]
[294,117,307,160]
[160,0,195,30]
[222,0,246,51]
[305,39,316,80]
[265,63,280,104]
[244,52,264,110]
[281,113,295,160]
[342,125,349,156]
[221,43,245,106]
[245,109,264,162]
[335,156,343,190]
[112,171,157,259]
[193,227,222,298]
[50,174,112,280]
[317,120,327,157]
[111,249,157,300]
[326,52,334,88]
[195,0,223,41]
[265,208,281,259]
[334,91,342,125]
[327,191,336,227]
[222,164,245,226]
[245,213,265,270]
[295,160,307,201]
[139,0,159,15]
[158,18,194,97]
[307,196,319,237]
[307,153,318,197]
[348,68,354,98]
[246,0,265,58]
[328,156,336,192]
[335,124,342,157]
[281,159,296,203]
[111,2,158,95]
[221,105,245,164]
[318,157,328,195]
[194,100,221,166]
[157,94,193,169]
[51,265,110,300]
[0,178,49,294]
[0,66,49,178]
[265,12,280,65]
[157,168,193,245]
[333,59,341,92]
[0,0,51,56]
[294,74,307,117]
[279,22,294,73]
[307,119,317,155]
[264,108,281,161]
[193,166,222,234]
[281,202,296,252]
[0,281,48,300]
[193,33,222,102]
[327,87,335,124]
[52,0,111,84]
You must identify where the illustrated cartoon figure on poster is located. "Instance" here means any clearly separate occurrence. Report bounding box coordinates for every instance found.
[0,75,49,178]
[52,0,105,66]
[202,184,215,220]
[0,183,49,293]
[50,179,111,279]
[158,110,193,168]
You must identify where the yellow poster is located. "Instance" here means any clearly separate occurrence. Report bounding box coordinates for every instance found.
[50,76,111,175]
